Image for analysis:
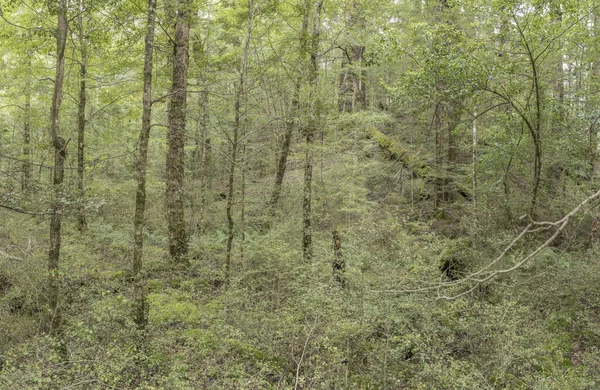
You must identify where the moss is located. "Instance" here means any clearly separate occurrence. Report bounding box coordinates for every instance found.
[366,127,431,178]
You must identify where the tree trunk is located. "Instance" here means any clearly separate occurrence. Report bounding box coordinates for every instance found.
[433,101,444,208]
[166,0,191,264]
[47,0,68,336]
[332,230,345,287]
[270,79,300,209]
[191,19,211,234]
[302,0,324,263]
[302,133,314,262]
[132,0,157,332]
[76,16,88,231]
[339,45,365,113]
[240,142,246,263]
[270,8,310,209]
[339,1,366,113]
[472,109,477,207]
[226,0,254,284]
[21,71,31,193]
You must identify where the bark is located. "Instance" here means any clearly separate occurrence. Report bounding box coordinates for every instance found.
[339,1,366,112]
[270,9,310,209]
[22,71,31,192]
[240,142,246,263]
[302,0,324,263]
[590,13,600,177]
[332,230,345,287]
[472,110,477,207]
[339,45,365,113]
[226,0,253,284]
[47,0,68,336]
[191,21,211,234]
[302,134,314,263]
[196,91,209,234]
[548,6,565,195]
[270,79,300,209]
[132,0,157,332]
[76,17,87,231]
[166,0,191,264]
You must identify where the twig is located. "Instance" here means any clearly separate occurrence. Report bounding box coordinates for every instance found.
[294,320,316,390]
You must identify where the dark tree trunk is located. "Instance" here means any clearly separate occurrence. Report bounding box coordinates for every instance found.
[225,100,239,284]
[270,79,300,209]
[47,0,68,336]
[270,8,310,210]
[332,230,345,287]
[132,0,157,332]
[302,132,314,262]
[166,0,191,264]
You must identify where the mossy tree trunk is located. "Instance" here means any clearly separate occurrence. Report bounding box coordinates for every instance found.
[166,0,191,264]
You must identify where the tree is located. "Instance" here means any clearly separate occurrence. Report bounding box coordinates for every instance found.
[302,0,324,263]
[166,0,191,264]
[338,0,366,112]
[75,0,88,231]
[47,0,69,336]
[225,0,255,284]
[269,5,307,210]
[132,0,157,333]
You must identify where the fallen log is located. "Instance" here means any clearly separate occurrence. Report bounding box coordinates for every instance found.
[366,127,432,179]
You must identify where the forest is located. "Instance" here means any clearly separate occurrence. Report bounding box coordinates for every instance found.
[1,0,600,388]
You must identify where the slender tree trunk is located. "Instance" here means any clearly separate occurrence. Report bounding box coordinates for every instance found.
[47,0,68,336]
[302,0,324,263]
[433,101,444,208]
[166,0,191,264]
[226,0,254,284]
[195,76,209,233]
[76,17,88,231]
[196,91,209,234]
[225,108,239,284]
[240,142,246,263]
[339,1,366,113]
[270,7,310,209]
[22,70,31,192]
[191,14,211,234]
[472,110,477,207]
[589,13,600,178]
[548,6,564,195]
[270,79,300,209]
[302,134,314,262]
[132,0,157,332]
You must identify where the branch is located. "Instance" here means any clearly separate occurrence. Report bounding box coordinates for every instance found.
[375,189,600,298]
[0,203,51,215]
